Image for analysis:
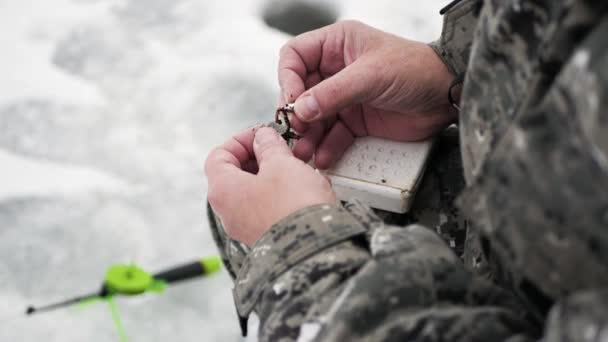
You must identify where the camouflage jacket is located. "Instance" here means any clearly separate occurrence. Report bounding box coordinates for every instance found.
[208,0,608,341]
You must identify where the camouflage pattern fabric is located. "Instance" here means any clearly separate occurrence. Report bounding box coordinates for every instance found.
[207,0,608,340]
[209,201,536,341]
[430,0,481,78]
[457,0,608,322]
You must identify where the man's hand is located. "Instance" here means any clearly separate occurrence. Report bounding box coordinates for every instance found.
[205,127,337,246]
[279,20,456,169]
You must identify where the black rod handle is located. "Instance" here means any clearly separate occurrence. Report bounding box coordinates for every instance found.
[153,261,206,284]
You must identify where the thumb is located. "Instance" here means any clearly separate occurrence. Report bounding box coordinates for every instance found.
[294,58,378,122]
[254,127,293,166]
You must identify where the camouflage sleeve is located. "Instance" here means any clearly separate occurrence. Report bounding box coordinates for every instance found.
[229,201,537,341]
[543,290,608,342]
[430,0,481,76]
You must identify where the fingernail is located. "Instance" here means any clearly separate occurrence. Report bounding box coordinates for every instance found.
[294,95,320,121]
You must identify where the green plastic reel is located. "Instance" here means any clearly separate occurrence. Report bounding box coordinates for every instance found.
[104,264,154,295]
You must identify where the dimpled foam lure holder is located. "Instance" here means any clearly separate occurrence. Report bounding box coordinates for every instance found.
[324,137,433,213]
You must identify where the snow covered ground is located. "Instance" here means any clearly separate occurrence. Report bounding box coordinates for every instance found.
[0,0,444,340]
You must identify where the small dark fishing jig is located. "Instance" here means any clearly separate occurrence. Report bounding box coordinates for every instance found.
[271,103,301,142]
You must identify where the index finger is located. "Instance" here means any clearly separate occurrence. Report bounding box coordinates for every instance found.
[205,128,256,182]
[278,25,334,103]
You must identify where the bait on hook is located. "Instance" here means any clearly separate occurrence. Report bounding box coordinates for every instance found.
[270,103,301,142]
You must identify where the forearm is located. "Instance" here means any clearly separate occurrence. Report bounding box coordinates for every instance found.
[230,202,370,339]
[230,201,537,341]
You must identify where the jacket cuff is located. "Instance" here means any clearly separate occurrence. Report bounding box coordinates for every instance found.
[232,203,368,320]
[430,0,480,76]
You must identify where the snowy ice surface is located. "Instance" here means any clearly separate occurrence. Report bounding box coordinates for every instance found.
[0,0,443,341]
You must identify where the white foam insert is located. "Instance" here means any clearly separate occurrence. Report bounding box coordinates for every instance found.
[325,137,433,213]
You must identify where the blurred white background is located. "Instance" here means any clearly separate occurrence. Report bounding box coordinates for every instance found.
[0,0,444,340]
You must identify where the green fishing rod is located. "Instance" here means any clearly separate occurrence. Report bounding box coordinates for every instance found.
[25,256,222,316]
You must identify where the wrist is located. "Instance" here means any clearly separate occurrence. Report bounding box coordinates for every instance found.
[419,43,460,121]
[447,74,464,113]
